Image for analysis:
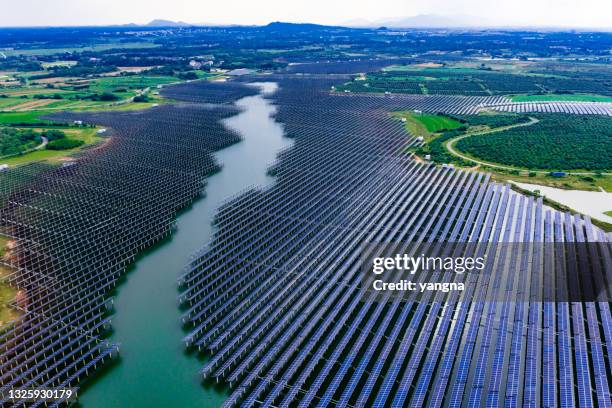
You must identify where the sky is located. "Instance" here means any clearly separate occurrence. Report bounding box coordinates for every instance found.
[1,0,611,28]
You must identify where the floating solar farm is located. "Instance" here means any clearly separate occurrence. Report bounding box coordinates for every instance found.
[1,69,612,408]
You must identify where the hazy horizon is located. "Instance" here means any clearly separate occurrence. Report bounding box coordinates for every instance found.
[2,0,611,29]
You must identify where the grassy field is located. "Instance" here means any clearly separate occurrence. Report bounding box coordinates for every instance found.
[2,42,159,57]
[0,98,27,110]
[88,75,177,95]
[510,93,612,103]
[0,111,51,124]
[393,111,463,138]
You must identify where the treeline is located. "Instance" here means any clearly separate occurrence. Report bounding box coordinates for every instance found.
[450,114,531,128]
[42,129,84,150]
[456,114,612,170]
[29,65,117,80]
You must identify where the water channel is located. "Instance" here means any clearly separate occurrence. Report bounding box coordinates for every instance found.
[78,82,290,407]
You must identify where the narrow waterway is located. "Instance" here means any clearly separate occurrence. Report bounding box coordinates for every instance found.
[78,82,290,408]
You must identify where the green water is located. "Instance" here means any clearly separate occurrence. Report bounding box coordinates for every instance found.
[78,83,290,408]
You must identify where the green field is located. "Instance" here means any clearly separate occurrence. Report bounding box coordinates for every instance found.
[510,93,612,103]
[89,75,177,95]
[2,42,160,57]
[393,111,463,138]
[0,98,26,110]
[0,111,50,124]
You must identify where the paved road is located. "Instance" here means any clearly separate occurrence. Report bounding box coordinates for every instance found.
[35,136,48,150]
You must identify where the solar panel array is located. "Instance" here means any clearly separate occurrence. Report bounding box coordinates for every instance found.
[0,90,255,406]
[485,101,612,116]
[1,69,611,408]
[181,75,612,407]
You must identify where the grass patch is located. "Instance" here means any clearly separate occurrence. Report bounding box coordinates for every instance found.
[393,111,463,138]
[0,111,51,125]
[510,93,612,103]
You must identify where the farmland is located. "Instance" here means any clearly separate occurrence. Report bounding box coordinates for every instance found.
[0,65,219,167]
[337,63,612,97]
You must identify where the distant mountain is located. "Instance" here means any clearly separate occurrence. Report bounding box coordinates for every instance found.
[264,22,337,31]
[146,19,190,27]
[346,14,495,28]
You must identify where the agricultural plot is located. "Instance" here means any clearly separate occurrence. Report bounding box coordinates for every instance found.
[286,59,410,74]
[340,66,612,98]
[88,75,177,95]
[455,114,612,170]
